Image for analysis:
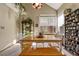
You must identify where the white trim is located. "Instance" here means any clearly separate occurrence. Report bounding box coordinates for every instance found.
[46,3,63,10]
[0,42,13,52]
[40,14,57,16]
[62,47,73,56]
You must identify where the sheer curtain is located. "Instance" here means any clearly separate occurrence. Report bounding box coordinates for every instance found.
[39,16,57,34]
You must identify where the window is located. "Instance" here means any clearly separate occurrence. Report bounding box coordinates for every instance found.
[39,16,57,34]
[39,16,57,26]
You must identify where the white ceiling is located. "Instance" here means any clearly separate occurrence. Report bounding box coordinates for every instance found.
[46,3,63,10]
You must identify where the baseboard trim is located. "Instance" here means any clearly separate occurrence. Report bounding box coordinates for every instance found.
[0,42,14,53]
[62,46,73,56]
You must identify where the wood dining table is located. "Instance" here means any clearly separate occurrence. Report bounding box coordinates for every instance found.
[20,37,63,52]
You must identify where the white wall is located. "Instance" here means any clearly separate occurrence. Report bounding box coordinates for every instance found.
[58,12,64,33]
[23,3,57,24]
[0,4,18,51]
[22,3,58,36]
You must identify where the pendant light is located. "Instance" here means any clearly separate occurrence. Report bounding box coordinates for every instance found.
[32,3,42,9]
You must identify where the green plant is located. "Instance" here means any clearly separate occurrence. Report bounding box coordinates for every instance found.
[25,17,33,35]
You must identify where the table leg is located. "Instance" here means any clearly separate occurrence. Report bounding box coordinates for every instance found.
[60,42,62,52]
[36,43,37,48]
[43,43,44,48]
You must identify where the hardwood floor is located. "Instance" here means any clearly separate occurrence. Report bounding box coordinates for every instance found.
[19,36,64,56]
[19,47,64,56]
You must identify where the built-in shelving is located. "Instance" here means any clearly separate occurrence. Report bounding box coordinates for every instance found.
[65,9,79,55]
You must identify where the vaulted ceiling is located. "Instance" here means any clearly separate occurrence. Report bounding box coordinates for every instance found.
[46,3,63,10]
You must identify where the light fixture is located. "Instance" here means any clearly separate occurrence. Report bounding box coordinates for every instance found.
[32,3,42,9]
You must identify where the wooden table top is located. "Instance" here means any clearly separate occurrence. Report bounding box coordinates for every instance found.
[20,38,62,43]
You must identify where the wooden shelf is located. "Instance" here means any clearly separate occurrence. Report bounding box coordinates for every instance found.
[65,9,79,55]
